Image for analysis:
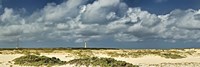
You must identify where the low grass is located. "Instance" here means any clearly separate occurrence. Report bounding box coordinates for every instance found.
[13,50,40,55]
[13,55,138,67]
[66,50,94,58]
[106,50,187,59]
[13,55,66,66]
[67,57,139,67]
[159,53,185,59]
[0,48,195,59]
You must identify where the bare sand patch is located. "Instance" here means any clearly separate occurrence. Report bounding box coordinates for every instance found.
[1,49,200,67]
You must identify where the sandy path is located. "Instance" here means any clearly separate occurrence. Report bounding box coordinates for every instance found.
[0,54,23,67]
[0,54,23,62]
[114,55,200,64]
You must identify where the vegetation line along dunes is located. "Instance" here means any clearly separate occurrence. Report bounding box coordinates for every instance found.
[13,55,139,67]
[13,55,66,66]
[0,48,199,67]
[67,57,139,67]
[0,48,196,58]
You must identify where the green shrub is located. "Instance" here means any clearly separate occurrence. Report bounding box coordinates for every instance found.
[33,51,41,55]
[67,57,139,67]
[22,50,31,55]
[106,50,187,59]
[13,55,66,66]
[160,53,185,59]
[67,50,94,58]
[41,49,54,53]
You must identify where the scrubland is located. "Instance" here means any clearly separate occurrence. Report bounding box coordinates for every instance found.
[0,48,200,67]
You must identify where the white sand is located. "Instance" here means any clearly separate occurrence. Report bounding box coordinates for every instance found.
[0,54,23,62]
[114,55,200,64]
[1,49,200,67]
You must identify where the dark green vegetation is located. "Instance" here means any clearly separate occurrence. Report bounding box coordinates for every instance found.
[159,53,185,59]
[67,57,139,67]
[13,55,66,66]
[13,55,139,67]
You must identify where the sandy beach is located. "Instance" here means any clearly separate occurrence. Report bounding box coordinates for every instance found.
[0,49,200,67]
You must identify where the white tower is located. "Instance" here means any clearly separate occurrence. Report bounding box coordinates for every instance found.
[16,37,19,49]
[84,41,87,48]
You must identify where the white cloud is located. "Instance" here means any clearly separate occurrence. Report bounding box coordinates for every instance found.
[81,0,128,24]
[0,8,24,25]
[1,0,200,43]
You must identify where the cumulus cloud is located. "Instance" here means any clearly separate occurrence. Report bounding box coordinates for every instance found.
[1,0,200,43]
[81,0,128,24]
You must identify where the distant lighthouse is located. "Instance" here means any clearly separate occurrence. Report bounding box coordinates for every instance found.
[84,41,87,48]
[16,37,19,49]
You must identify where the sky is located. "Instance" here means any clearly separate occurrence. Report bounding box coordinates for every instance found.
[0,0,200,48]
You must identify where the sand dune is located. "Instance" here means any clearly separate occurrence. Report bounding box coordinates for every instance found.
[114,55,200,64]
[0,49,200,67]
